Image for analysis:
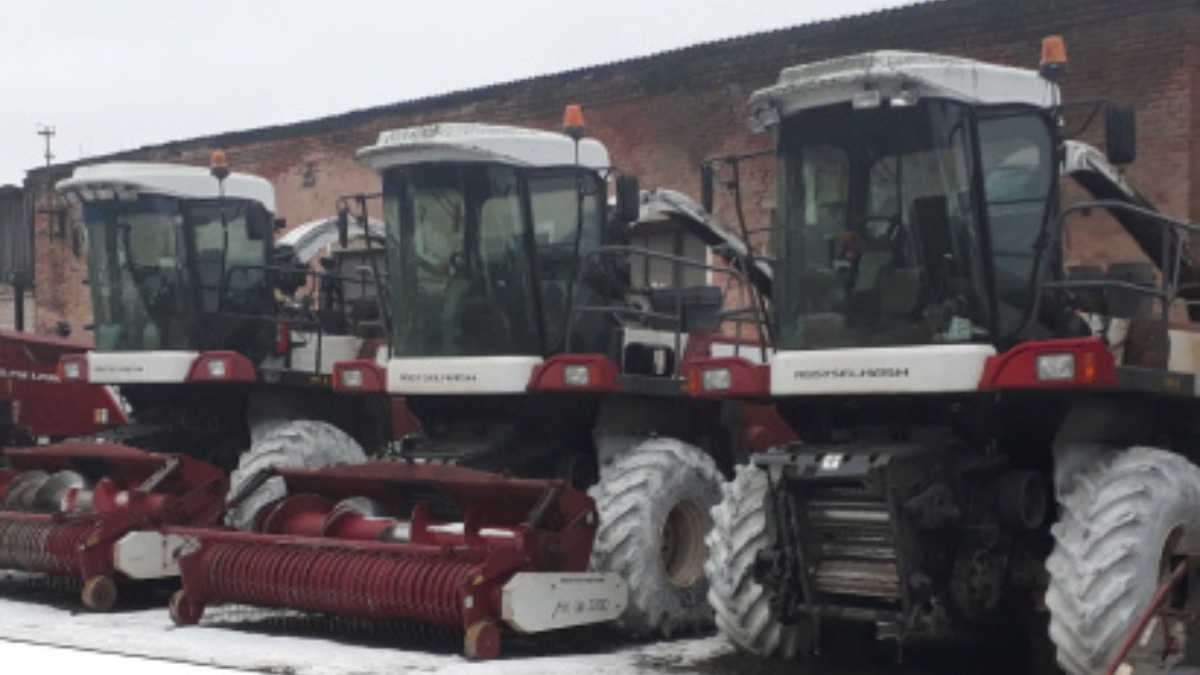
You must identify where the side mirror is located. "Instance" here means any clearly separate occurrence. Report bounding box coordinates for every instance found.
[614,174,640,224]
[273,218,287,232]
[1105,102,1137,165]
[246,203,272,241]
[336,207,350,248]
[700,163,715,213]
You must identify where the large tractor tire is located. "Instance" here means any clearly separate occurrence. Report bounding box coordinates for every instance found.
[588,437,723,638]
[705,463,808,658]
[1047,446,1200,675]
[225,419,367,530]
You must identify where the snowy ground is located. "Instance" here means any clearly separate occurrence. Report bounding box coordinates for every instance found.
[0,574,1038,674]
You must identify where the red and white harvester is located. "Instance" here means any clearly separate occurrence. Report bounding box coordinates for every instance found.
[687,39,1200,675]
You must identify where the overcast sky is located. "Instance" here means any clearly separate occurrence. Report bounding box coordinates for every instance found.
[1,0,916,185]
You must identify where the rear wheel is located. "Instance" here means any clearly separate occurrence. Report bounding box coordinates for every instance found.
[588,437,722,637]
[1047,446,1200,675]
[705,463,809,657]
[225,420,366,530]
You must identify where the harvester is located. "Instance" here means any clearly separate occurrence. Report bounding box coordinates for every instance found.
[53,161,390,470]
[0,161,392,607]
[690,41,1200,674]
[162,117,780,655]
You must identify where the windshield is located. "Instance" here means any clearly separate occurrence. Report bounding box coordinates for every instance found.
[84,195,270,351]
[774,100,992,350]
[383,164,605,358]
[86,196,196,350]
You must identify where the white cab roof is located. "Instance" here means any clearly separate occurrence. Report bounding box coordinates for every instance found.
[749,51,1057,130]
[57,162,276,212]
[357,123,610,172]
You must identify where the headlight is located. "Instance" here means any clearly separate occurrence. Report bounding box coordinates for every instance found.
[1035,353,1075,381]
[339,368,364,390]
[563,365,591,387]
[206,359,228,379]
[62,361,83,381]
[701,368,732,391]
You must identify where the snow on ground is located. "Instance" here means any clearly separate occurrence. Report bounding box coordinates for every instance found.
[0,586,732,675]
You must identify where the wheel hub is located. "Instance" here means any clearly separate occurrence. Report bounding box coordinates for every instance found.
[661,498,710,589]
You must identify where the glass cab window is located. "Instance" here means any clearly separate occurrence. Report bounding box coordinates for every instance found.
[384,164,540,357]
[528,172,602,351]
[84,195,271,352]
[977,114,1055,336]
[85,195,194,351]
[775,100,992,350]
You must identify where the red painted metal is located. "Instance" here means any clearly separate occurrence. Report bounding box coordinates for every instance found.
[170,461,598,658]
[332,359,387,393]
[186,351,257,383]
[978,337,1119,390]
[682,355,770,398]
[0,443,227,606]
[527,354,620,393]
[0,330,126,440]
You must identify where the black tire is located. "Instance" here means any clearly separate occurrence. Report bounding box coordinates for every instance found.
[1047,446,1200,675]
[705,463,808,658]
[588,437,723,637]
[225,419,367,530]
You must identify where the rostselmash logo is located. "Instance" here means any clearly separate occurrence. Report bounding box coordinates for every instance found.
[793,367,910,380]
[397,372,478,383]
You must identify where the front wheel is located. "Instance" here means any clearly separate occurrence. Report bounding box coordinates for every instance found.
[225,419,367,530]
[705,463,809,658]
[1047,446,1200,675]
[588,437,723,638]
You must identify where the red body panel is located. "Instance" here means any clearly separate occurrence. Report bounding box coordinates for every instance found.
[0,330,127,440]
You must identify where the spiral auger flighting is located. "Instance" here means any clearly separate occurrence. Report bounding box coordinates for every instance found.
[166,460,628,660]
[0,442,227,610]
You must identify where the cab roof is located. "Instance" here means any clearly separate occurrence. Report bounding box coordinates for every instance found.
[57,162,276,212]
[357,123,610,172]
[749,50,1057,131]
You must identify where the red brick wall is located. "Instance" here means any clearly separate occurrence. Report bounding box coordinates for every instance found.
[26,0,1199,334]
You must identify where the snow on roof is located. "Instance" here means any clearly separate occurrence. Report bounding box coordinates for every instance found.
[357,123,610,172]
[56,162,276,212]
[749,50,1057,130]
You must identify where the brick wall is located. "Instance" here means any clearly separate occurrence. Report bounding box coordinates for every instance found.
[24,0,1199,334]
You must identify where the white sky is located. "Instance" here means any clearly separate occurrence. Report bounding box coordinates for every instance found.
[1,0,916,186]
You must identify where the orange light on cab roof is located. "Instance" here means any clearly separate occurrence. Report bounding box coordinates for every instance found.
[563,104,587,140]
[1039,35,1068,81]
[210,149,230,180]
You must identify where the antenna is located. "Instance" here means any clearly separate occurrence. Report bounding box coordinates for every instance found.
[36,125,56,166]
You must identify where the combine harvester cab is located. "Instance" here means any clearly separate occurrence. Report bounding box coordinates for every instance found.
[166,115,783,656]
[0,329,126,449]
[689,38,1200,675]
[53,160,392,473]
[0,442,225,610]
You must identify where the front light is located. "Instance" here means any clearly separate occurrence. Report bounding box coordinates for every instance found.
[701,368,732,391]
[563,365,591,387]
[62,361,82,381]
[206,359,228,379]
[1035,353,1076,381]
[339,368,364,390]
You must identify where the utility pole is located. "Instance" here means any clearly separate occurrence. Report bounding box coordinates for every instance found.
[36,125,55,166]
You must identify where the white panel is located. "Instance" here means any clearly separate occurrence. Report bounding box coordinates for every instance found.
[289,334,363,374]
[88,351,199,384]
[386,356,542,394]
[113,532,201,580]
[502,572,627,633]
[770,344,995,395]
